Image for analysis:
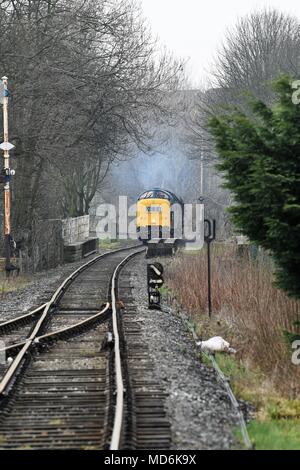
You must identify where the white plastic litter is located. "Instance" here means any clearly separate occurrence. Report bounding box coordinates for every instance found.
[196,336,236,354]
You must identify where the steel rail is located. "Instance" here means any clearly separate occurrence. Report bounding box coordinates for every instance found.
[0,340,26,354]
[0,303,47,332]
[0,298,62,395]
[109,248,145,450]
[34,302,110,343]
[0,245,141,335]
[0,245,141,397]
[0,303,111,357]
[0,245,140,353]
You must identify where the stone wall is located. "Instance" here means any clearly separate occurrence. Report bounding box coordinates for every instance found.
[62,215,90,245]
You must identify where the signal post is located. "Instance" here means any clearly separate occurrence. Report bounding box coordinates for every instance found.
[1,76,15,276]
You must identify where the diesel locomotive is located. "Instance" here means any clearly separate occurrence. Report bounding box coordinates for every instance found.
[136,189,184,244]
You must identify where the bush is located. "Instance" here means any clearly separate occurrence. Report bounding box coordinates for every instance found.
[208,77,300,299]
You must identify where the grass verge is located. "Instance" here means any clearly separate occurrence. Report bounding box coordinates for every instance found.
[98,238,122,250]
[245,419,300,450]
[165,244,300,450]
[215,353,300,448]
[98,238,140,250]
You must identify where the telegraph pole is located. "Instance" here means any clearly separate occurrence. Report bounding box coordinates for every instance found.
[1,76,14,277]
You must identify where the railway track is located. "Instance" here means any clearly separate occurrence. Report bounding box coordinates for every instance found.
[109,255,171,450]
[0,245,171,450]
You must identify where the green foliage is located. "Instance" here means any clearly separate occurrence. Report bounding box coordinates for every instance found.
[98,239,121,250]
[214,353,264,404]
[208,76,300,298]
[246,419,300,450]
[283,321,300,345]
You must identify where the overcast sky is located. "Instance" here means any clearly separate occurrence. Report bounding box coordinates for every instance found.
[140,0,300,87]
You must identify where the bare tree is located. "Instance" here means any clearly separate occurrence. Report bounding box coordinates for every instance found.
[213,9,300,101]
[181,9,300,238]
[0,0,183,242]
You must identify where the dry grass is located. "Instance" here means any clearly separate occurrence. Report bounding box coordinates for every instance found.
[0,275,32,298]
[167,244,300,398]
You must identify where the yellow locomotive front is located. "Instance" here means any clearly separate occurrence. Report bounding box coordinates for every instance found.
[136,189,182,241]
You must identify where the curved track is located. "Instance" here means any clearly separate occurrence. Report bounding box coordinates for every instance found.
[0,243,248,451]
[0,246,147,449]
